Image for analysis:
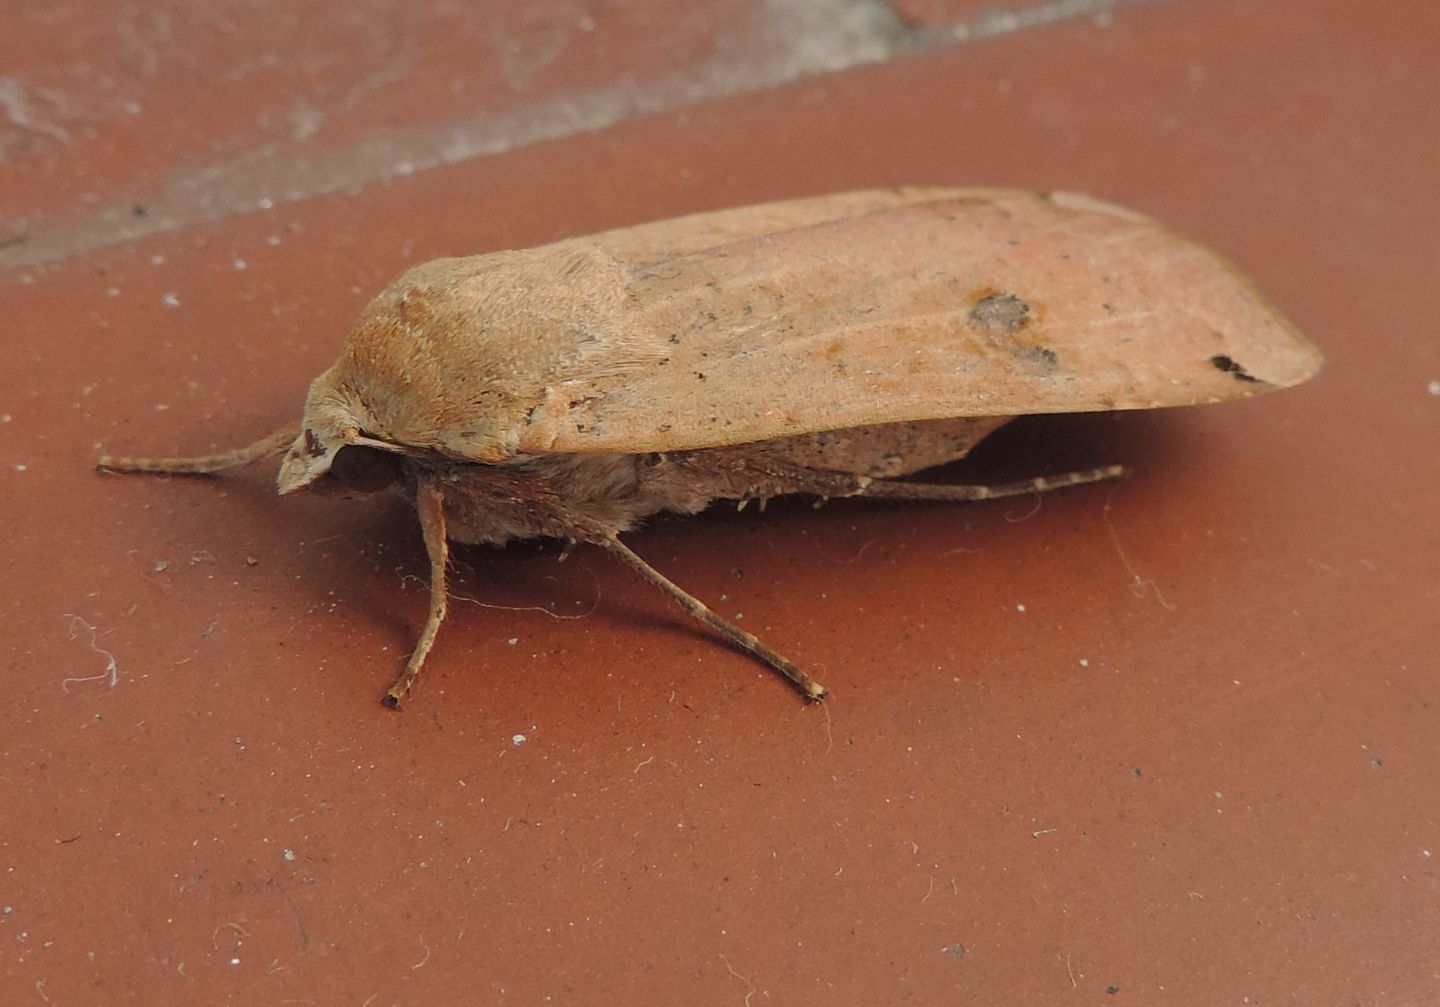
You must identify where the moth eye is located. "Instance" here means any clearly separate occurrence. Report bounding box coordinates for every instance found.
[330,445,403,493]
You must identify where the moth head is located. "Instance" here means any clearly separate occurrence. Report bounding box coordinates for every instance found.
[277,379,406,496]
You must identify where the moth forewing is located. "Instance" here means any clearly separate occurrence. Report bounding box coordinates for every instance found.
[517,190,1320,455]
[98,188,1321,707]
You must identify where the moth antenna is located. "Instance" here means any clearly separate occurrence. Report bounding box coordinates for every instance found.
[856,464,1126,503]
[601,535,827,702]
[97,424,298,476]
[385,480,449,709]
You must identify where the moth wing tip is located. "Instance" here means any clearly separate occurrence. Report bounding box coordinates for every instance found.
[1265,332,1326,388]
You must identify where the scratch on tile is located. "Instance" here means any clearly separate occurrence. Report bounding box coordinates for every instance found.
[61,614,120,691]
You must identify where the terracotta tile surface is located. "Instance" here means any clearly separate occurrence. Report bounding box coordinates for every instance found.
[4,0,1438,1003]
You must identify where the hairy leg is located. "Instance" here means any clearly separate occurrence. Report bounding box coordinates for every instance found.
[855,464,1125,502]
[595,463,1121,701]
[601,535,828,701]
[384,479,450,708]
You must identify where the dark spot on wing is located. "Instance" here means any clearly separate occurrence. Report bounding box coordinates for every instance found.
[1210,354,1262,383]
[968,291,1031,333]
[1017,345,1058,367]
[966,290,1056,368]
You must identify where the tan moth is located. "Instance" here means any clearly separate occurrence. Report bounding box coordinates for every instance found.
[99,188,1321,707]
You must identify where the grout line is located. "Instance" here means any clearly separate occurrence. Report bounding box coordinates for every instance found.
[905,0,1145,43]
[2,0,1159,272]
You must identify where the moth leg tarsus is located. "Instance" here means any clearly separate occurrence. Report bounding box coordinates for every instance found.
[600,535,827,702]
[383,479,450,710]
[858,463,1126,503]
[96,423,299,476]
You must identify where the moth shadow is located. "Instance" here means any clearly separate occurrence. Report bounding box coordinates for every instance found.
[922,409,1180,486]
[585,409,1200,686]
[295,409,1197,697]
[676,409,1186,538]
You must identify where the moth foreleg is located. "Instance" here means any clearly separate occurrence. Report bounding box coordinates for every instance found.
[856,463,1125,503]
[97,424,298,476]
[384,479,450,709]
[601,536,827,702]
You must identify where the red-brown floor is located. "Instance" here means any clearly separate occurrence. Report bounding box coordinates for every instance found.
[3,1,1437,1003]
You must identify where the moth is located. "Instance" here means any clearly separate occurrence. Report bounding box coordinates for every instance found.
[99,188,1322,707]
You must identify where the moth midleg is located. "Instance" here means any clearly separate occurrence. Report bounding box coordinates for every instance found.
[384,479,450,709]
[856,464,1125,502]
[97,424,298,475]
[601,536,828,702]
